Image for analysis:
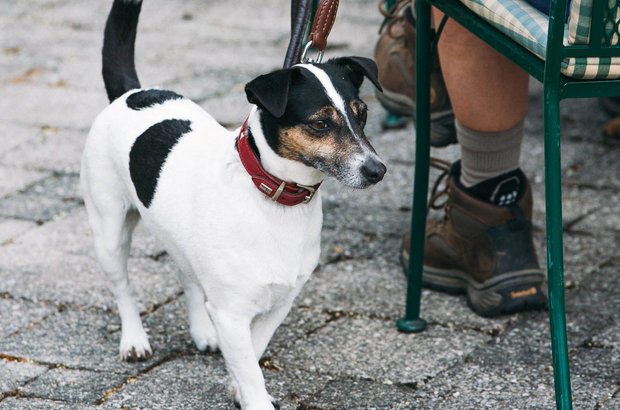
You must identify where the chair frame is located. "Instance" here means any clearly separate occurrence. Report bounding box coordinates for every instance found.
[398,0,620,409]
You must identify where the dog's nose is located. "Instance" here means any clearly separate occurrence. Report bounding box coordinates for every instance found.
[361,158,387,184]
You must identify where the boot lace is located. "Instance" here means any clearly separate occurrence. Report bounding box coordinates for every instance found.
[378,0,411,38]
[428,157,452,214]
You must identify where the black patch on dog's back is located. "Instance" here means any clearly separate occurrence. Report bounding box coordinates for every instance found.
[126,89,184,110]
[129,119,192,207]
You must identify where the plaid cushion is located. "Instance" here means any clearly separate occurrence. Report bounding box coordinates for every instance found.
[567,0,592,44]
[568,0,620,45]
[460,0,620,79]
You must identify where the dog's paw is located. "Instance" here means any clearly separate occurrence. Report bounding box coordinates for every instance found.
[190,325,219,353]
[244,401,279,410]
[232,389,279,410]
[234,400,279,410]
[119,332,152,362]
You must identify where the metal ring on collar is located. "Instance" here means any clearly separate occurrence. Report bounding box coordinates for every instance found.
[300,40,324,64]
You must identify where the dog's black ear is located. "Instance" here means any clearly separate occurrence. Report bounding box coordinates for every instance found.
[329,56,382,92]
[245,69,292,118]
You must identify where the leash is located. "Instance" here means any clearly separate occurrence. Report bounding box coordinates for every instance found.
[284,0,340,67]
[236,1,340,205]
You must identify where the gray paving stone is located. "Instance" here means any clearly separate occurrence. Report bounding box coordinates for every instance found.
[412,335,618,409]
[301,258,508,334]
[279,317,488,384]
[410,361,564,409]
[0,397,98,410]
[0,359,47,396]
[571,346,619,382]
[319,226,402,266]
[0,250,181,310]
[262,368,333,410]
[560,233,619,286]
[0,123,41,156]
[0,127,86,174]
[0,193,79,223]
[0,209,93,258]
[266,306,332,356]
[564,265,620,343]
[98,355,332,410]
[0,207,166,262]
[300,259,406,320]
[0,84,105,130]
[99,355,230,410]
[598,392,620,410]
[0,218,36,245]
[0,298,55,339]
[0,173,81,222]
[322,200,409,237]
[19,368,127,405]
[139,297,201,354]
[591,322,620,349]
[0,166,48,199]
[302,378,415,410]
[0,308,169,374]
[0,210,180,311]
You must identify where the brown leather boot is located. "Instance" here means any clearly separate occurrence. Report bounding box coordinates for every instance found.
[374,1,456,146]
[402,162,547,317]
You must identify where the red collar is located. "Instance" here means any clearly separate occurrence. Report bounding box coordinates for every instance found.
[236,119,321,206]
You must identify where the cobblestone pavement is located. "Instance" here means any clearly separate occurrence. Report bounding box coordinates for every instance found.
[1,1,618,409]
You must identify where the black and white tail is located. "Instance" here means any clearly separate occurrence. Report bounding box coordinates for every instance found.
[102,0,143,102]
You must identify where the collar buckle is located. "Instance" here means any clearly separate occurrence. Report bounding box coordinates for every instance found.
[297,183,317,204]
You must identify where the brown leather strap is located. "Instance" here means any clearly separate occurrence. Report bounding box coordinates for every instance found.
[310,0,339,51]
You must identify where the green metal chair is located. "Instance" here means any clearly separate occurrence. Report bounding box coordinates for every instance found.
[397,0,620,408]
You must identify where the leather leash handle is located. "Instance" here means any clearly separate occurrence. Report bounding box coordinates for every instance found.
[284,0,313,68]
[309,0,339,51]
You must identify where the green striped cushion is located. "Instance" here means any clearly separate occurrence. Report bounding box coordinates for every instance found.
[568,0,620,45]
[460,0,620,79]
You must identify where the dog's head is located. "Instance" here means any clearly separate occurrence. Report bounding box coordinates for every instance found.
[245,57,386,189]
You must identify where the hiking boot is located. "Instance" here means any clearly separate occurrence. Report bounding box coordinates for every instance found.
[374,1,456,147]
[401,160,547,317]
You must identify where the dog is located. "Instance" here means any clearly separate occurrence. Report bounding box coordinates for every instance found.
[81,1,386,409]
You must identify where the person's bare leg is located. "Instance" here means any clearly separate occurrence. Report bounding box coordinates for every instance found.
[433,10,529,187]
[433,10,529,133]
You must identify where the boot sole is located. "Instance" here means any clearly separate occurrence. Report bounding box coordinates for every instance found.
[423,266,548,317]
[401,240,547,317]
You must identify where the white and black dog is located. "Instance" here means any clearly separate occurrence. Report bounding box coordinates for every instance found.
[81,1,385,409]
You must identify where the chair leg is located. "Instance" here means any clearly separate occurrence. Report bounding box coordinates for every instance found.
[543,87,573,409]
[397,0,431,333]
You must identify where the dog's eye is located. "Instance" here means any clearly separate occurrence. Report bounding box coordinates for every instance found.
[309,120,330,132]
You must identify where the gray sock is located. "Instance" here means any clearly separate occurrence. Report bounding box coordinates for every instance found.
[456,119,524,187]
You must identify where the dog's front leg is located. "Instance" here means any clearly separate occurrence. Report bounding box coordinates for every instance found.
[206,302,276,410]
[251,301,294,361]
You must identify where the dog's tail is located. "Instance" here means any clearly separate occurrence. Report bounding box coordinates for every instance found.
[102,0,143,102]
